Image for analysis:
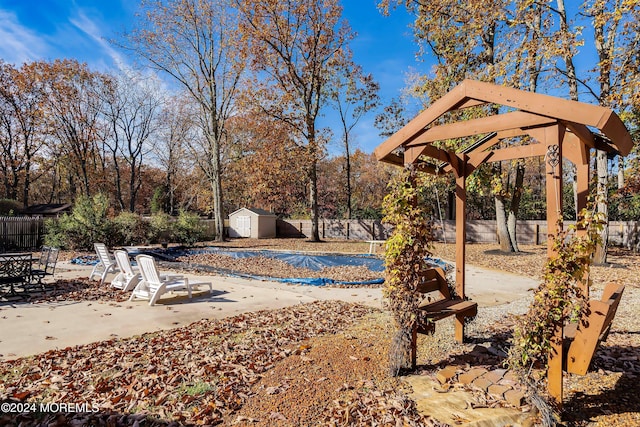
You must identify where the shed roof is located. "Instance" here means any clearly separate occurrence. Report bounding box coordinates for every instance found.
[374,79,633,167]
[229,207,277,217]
[22,203,73,215]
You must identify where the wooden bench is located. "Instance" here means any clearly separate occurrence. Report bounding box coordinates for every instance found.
[563,282,625,375]
[411,267,478,367]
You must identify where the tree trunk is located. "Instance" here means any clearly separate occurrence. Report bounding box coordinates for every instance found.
[345,137,352,220]
[309,156,320,242]
[618,156,624,189]
[112,154,125,211]
[495,194,514,252]
[208,131,225,242]
[307,121,320,242]
[166,169,174,215]
[22,158,30,208]
[593,150,609,264]
[493,162,514,252]
[129,158,142,212]
[506,162,525,252]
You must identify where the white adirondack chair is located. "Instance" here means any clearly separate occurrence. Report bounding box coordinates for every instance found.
[89,243,120,285]
[129,254,212,306]
[112,250,181,292]
[110,250,141,291]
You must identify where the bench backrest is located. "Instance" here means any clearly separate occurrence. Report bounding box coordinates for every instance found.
[565,282,625,375]
[416,267,451,307]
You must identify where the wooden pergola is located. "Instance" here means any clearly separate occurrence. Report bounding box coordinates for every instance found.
[374,79,633,403]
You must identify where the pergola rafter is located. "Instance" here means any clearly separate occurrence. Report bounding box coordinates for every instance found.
[374,79,633,405]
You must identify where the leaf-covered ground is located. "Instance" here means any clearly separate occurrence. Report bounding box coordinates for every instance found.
[431,243,640,289]
[1,301,433,426]
[2,240,638,426]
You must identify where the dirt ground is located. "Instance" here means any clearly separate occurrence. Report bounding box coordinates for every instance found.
[2,239,639,426]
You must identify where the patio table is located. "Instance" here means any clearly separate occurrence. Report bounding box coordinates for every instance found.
[0,253,36,298]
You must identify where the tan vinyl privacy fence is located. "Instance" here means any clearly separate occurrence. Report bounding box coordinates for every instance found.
[274,219,640,249]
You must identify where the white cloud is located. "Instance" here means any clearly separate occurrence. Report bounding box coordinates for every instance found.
[0,10,48,64]
[69,9,127,70]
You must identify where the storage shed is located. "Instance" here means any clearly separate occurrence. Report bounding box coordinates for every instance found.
[228,208,277,239]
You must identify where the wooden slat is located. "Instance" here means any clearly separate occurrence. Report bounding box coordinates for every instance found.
[477,143,548,163]
[416,279,441,294]
[420,299,477,321]
[416,267,449,296]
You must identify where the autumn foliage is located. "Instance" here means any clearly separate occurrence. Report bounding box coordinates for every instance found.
[382,167,435,375]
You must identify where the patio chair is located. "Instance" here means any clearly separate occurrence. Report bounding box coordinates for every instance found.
[111,250,141,291]
[129,254,212,306]
[31,246,60,288]
[34,246,51,272]
[89,243,120,285]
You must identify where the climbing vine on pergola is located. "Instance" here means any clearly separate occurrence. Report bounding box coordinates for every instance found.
[374,79,633,404]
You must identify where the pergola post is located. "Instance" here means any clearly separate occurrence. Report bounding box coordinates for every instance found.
[545,125,565,405]
[574,140,592,298]
[563,134,591,297]
[454,154,467,342]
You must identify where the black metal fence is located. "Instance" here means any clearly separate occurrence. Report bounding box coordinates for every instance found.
[0,217,44,252]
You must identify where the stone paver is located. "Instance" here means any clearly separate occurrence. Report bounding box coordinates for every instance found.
[504,389,527,407]
[436,365,458,384]
[488,384,511,398]
[458,367,488,384]
[433,365,528,410]
[481,368,507,383]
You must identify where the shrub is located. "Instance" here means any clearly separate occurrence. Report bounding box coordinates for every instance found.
[173,210,204,246]
[43,193,112,250]
[0,199,23,216]
[148,212,173,244]
[112,212,149,246]
[150,187,168,214]
[43,217,70,249]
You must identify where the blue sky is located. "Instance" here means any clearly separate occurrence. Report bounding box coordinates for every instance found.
[0,0,423,155]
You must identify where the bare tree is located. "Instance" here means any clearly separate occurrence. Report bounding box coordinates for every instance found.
[326,60,379,219]
[42,59,109,198]
[101,71,161,212]
[153,95,196,215]
[120,0,246,241]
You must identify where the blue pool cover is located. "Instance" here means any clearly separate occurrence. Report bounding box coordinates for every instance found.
[73,247,450,287]
[181,248,387,271]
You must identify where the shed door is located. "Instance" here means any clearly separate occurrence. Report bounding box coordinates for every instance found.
[236,215,251,237]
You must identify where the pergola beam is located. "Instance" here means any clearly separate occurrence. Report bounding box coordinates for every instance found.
[375,79,632,164]
[463,80,632,155]
[474,143,548,163]
[374,84,467,163]
[406,111,557,147]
